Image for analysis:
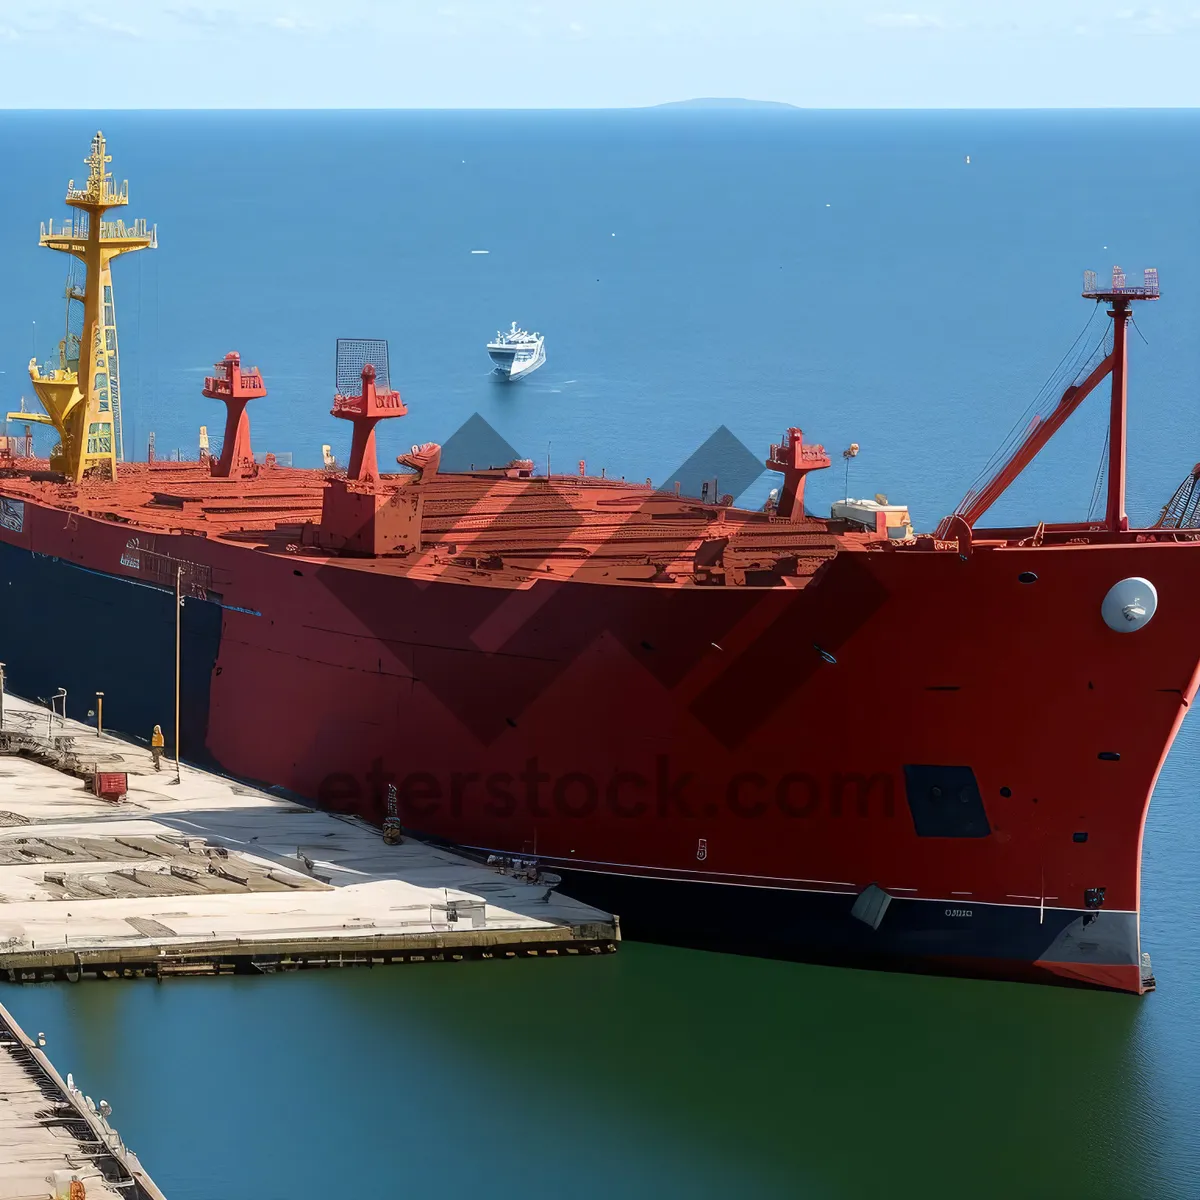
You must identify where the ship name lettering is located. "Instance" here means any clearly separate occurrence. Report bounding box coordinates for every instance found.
[944,908,973,918]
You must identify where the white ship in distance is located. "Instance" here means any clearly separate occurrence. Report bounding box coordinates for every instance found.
[487,322,546,380]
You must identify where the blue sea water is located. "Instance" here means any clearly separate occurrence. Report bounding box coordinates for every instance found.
[2,109,1200,1198]
[3,110,1198,527]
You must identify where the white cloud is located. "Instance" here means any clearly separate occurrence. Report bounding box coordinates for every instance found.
[866,13,946,30]
[0,26,19,40]
[270,14,317,32]
[167,5,320,35]
[169,4,227,29]
[1113,6,1192,32]
[81,13,142,37]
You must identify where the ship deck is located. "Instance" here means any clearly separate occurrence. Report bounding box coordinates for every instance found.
[1,458,861,587]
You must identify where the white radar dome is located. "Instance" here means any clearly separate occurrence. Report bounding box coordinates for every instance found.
[1102,577,1158,633]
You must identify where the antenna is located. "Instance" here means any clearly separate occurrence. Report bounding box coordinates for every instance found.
[842,443,860,497]
[1083,265,1159,301]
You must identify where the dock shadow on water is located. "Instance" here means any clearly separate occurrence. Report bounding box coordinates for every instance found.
[0,944,1172,1200]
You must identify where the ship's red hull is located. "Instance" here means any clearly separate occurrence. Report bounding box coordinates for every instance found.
[4,494,1197,993]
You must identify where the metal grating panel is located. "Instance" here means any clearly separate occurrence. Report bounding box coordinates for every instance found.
[336,338,391,396]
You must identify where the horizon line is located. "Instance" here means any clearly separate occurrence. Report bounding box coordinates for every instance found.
[5,104,1200,112]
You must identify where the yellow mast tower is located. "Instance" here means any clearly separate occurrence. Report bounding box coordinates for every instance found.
[13,132,155,481]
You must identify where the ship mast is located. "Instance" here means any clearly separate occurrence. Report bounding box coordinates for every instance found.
[950,266,1158,535]
[1089,268,1151,531]
[14,132,156,481]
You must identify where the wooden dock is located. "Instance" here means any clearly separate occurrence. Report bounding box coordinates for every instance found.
[0,996,166,1198]
[0,694,618,983]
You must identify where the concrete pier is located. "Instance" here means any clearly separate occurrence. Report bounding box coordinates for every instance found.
[0,996,166,1198]
[0,694,618,981]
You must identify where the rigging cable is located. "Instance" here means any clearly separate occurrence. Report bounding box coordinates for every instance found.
[1087,426,1109,523]
[995,304,1102,454]
[957,304,1106,511]
[960,305,1101,499]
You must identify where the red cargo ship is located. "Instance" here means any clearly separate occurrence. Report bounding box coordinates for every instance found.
[2,136,1196,993]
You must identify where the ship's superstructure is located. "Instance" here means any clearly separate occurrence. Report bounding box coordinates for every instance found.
[487,322,546,380]
[1,137,1197,995]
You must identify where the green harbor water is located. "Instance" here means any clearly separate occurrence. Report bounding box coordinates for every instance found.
[6,702,1200,1198]
[4,929,1198,1199]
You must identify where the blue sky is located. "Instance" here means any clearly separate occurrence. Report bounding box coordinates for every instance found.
[2,1,1200,108]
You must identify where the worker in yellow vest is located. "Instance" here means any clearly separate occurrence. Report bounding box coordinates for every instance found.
[151,724,165,771]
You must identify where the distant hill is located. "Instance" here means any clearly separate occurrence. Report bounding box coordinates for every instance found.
[651,98,799,111]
